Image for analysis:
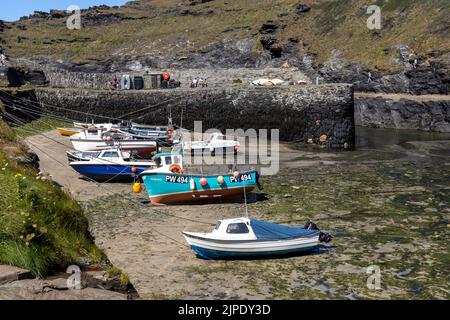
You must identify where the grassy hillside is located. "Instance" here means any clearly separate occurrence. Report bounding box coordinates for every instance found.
[0,119,104,277]
[0,0,449,72]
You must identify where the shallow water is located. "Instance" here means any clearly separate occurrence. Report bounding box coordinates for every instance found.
[87,126,450,299]
[356,126,450,149]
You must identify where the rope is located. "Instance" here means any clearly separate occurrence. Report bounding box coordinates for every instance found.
[3,111,214,226]
[3,116,189,247]
[1,88,193,123]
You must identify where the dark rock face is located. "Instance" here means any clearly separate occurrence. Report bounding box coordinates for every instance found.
[34,85,355,149]
[6,67,48,87]
[405,60,450,95]
[319,51,450,95]
[355,96,450,132]
[259,21,283,59]
[0,88,41,123]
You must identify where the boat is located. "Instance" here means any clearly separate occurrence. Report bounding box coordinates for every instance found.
[70,127,158,158]
[183,218,332,259]
[138,153,258,205]
[57,127,82,136]
[180,133,240,156]
[73,122,115,129]
[69,149,155,182]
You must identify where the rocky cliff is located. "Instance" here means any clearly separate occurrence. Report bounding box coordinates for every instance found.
[355,94,450,132]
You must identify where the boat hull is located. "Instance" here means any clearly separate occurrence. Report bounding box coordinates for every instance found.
[70,164,149,182]
[141,171,258,205]
[58,128,81,136]
[183,233,319,260]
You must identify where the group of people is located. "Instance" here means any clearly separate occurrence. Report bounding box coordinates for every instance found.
[0,46,7,66]
[190,77,207,88]
[107,77,120,90]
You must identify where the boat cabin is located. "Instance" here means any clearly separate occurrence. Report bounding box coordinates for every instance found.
[97,149,131,161]
[150,152,183,171]
[209,218,257,241]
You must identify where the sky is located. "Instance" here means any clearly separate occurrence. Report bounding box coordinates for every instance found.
[0,0,129,22]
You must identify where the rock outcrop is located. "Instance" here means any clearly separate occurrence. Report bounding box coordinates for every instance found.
[355,94,450,132]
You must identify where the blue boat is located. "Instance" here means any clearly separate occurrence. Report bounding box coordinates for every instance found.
[138,153,259,205]
[69,149,154,182]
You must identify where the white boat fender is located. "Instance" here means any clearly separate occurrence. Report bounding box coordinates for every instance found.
[217,176,224,185]
[189,178,196,190]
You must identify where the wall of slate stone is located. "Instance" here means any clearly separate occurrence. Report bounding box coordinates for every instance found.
[34,84,355,149]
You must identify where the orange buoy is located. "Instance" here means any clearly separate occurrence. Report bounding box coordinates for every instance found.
[169,164,183,174]
[131,167,138,174]
[200,178,207,186]
[163,72,170,81]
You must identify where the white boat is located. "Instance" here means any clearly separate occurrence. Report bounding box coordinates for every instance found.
[183,217,331,259]
[70,128,157,158]
[251,78,285,86]
[181,133,240,155]
[73,122,115,129]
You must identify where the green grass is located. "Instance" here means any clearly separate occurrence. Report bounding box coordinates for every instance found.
[13,117,71,138]
[1,0,447,73]
[0,120,105,277]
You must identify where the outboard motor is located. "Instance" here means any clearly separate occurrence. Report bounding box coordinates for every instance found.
[304,221,332,243]
[319,232,333,243]
[304,221,319,230]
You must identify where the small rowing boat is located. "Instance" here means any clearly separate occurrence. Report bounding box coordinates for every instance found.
[57,128,82,136]
[183,218,332,259]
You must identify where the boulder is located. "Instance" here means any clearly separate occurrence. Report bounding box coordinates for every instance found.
[296,3,311,15]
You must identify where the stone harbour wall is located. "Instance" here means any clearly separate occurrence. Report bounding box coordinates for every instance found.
[34,84,355,149]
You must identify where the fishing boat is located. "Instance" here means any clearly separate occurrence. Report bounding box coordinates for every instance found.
[70,127,158,158]
[57,127,82,136]
[183,218,332,259]
[69,149,154,182]
[181,133,240,155]
[138,153,259,205]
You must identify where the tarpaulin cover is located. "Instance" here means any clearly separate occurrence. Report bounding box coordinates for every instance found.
[250,219,319,240]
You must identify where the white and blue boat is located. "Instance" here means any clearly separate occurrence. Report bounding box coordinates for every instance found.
[138,153,259,205]
[183,218,331,259]
[69,149,154,182]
